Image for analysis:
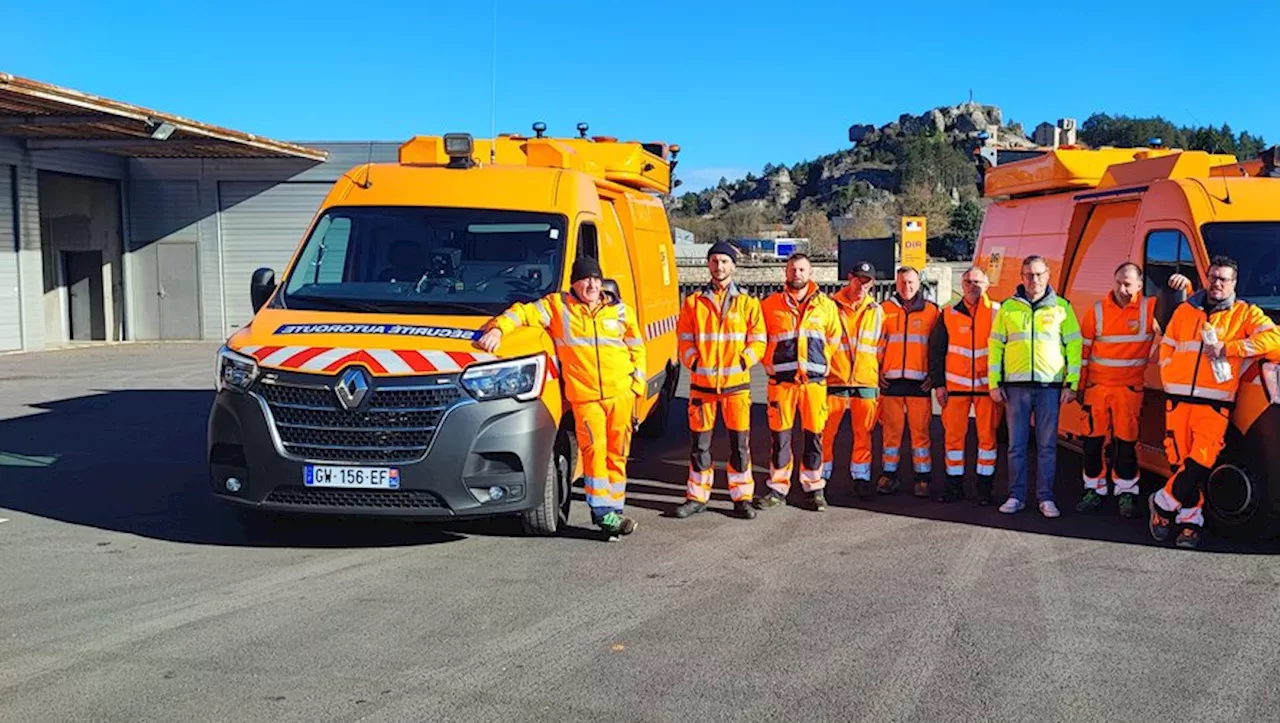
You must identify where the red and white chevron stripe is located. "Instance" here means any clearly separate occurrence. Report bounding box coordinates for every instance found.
[238,345,497,375]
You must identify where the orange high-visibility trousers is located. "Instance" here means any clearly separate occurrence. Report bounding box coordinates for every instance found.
[573,394,635,523]
[822,392,879,482]
[941,395,999,479]
[880,396,933,478]
[1080,384,1144,495]
[766,379,828,495]
[687,390,754,503]
[1153,400,1230,528]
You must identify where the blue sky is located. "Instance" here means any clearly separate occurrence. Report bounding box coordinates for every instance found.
[6,0,1280,193]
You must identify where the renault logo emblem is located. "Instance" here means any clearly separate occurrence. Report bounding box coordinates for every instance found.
[334,368,370,410]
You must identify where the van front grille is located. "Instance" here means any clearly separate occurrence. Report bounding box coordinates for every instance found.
[255,380,463,464]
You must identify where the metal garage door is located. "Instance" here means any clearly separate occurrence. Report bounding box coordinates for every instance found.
[0,166,20,351]
[217,181,331,334]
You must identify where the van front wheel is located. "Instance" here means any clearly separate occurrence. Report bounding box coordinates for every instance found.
[521,429,573,535]
[1205,409,1280,541]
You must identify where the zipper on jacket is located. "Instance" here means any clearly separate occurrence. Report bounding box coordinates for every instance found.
[1188,308,1207,398]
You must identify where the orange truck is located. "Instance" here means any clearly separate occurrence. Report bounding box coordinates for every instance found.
[974,144,1280,539]
[208,127,682,535]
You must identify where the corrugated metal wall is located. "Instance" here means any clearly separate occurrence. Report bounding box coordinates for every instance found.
[0,165,20,351]
[216,181,333,335]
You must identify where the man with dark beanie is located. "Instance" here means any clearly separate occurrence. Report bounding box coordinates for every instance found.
[674,240,765,519]
[476,255,647,540]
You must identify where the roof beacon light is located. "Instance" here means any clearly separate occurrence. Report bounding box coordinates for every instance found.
[443,133,475,168]
[1148,137,1163,148]
[577,122,589,138]
[533,121,547,139]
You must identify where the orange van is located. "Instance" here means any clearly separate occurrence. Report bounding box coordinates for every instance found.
[208,127,682,535]
[974,145,1280,538]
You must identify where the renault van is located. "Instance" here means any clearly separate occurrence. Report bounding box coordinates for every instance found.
[208,128,682,535]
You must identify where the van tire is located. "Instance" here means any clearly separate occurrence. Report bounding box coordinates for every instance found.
[521,429,573,536]
[639,364,678,439]
[1204,408,1280,541]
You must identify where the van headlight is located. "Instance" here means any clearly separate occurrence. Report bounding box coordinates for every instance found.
[216,345,259,393]
[460,354,546,402]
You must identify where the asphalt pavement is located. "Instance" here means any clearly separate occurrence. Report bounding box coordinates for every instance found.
[2,343,1280,722]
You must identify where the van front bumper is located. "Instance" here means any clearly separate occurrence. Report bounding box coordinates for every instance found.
[207,371,557,520]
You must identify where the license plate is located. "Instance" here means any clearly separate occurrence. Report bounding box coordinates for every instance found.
[304,465,400,489]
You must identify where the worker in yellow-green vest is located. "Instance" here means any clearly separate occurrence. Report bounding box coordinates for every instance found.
[988,255,1083,519]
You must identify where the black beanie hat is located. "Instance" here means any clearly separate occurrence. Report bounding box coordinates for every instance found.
[707,241,738,263]
[571,256,603,283]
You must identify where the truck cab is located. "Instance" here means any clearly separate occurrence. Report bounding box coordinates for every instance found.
[208,128,682,535]
[974,144,1280,539]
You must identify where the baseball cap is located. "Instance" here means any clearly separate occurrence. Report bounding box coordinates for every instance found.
[850,260,876,281]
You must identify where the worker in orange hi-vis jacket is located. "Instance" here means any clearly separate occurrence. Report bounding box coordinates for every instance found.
[877,265,941,498]
[755,253,843,512]
[927,266,1001,506]
[821,259,884,499]
[1152,255,1280,550]
[1076,262,1190,518]
[674,241,766,521]
[476,256,646,542]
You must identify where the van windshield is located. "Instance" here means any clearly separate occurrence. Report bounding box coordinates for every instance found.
[1202,221,1280,311]
[281,206,567,315]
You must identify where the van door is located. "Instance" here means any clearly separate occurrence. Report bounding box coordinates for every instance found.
[596,198,638,315]
[1060,200,1141,440]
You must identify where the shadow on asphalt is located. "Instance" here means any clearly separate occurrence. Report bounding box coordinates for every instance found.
[628,398,1280,556]
[3,389,1279,555]
[0,390,607,548]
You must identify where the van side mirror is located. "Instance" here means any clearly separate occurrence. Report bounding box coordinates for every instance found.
[602,278,620,300]
[1155,283,1186,328]
[250,267,277,313]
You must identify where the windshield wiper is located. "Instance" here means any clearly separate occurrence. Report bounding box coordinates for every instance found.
[286,295,385,313]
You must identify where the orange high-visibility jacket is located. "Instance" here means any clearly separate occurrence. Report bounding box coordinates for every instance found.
[827,286,884,389]
[880,293,941,392]
[1159,290,1280,405]
[677,282,766,394]
[1081,293,1157,388]
[491,290,646,404]
[927,294,1000,395]
[760,281,842,384]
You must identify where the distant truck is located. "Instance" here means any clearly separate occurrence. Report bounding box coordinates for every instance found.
[973,144,1280,539]
[208,126,683,535]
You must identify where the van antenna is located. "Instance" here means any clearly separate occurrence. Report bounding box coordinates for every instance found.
[1185,107,1233,204]
[490,0,498,165]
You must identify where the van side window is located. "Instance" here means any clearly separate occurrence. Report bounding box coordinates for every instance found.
[577,222,599,262]
[1144,229,1199,296]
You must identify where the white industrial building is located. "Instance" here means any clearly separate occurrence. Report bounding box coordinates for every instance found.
[0,72,409,352]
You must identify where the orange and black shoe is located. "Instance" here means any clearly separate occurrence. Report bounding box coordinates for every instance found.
[1175,526,1202,550]
[1147,494,1175,543]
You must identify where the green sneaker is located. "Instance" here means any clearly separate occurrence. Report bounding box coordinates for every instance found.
[754,492,786,510]
[1117,493,1139,519]
[598,512,637,539]
[1076,489,1104,513]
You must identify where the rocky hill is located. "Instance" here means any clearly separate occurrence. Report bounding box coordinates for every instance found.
[667,103,1270,260]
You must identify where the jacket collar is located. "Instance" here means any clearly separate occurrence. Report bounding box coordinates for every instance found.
[950,293,991,318]
[1014,284,1058,308]
[890,292,926,313]
[701,280,741,299]
[1189,289,1236,314]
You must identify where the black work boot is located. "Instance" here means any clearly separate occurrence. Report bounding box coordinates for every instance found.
[1117,493,1139,519]
[734,500,757,520]
[913,479,931,498]
[937,477,965,503]
[810,490,828,512]
[1176,525,1202,550]
[854,478,876,500]
[674,500,706,519]
[976,475,995,506]
[877,474,900,495]
[1076,489,1104,513]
